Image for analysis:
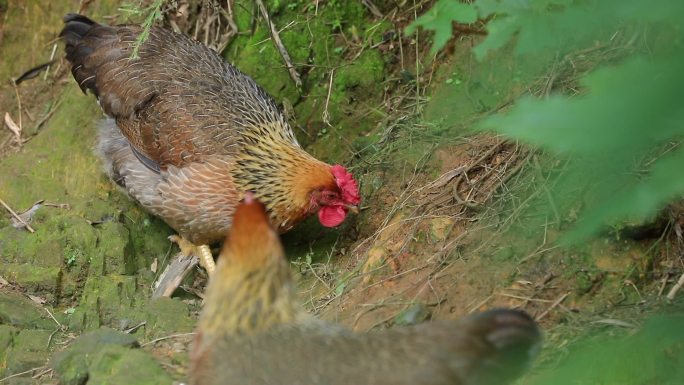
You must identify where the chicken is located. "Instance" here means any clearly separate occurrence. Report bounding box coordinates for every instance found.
[59,14,360,274]
[189,195,541,385]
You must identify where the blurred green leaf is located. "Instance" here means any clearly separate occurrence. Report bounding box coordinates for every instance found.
[415,0,684,241]
[566,148,684,242]
[472,16,518,60]
[479,55,684,154]
[405,0,477,55]
[528,314,684,384]
[478,53,684,240]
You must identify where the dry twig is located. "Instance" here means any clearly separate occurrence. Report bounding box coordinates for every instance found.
[254,0,302,88]
[361,0,383,18]
[140,332,196,347]
[535,292,570,321]
[0,197,35,232]
[0,366,47,383]
[666,272,684,300]
[3,113,21,144]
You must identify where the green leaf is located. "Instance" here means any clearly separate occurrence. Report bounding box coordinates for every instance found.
[565,147,684,242]
[479,53,684,241]
[334,282,346,296]
[405,0,477,55]
[479,55,684,154]
[472,16,519,60]
[528,315,684,384]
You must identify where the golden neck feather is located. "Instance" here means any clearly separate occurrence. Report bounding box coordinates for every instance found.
[232,121,336,229]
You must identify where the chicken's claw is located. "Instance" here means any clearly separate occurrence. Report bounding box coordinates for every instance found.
[169,235,216,276]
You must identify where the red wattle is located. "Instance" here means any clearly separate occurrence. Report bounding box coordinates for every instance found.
[318,205,347,227]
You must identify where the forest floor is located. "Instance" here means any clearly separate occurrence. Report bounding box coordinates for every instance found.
[1,1,683,384]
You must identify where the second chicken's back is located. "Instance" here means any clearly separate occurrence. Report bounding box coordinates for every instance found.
[190,197,540,385]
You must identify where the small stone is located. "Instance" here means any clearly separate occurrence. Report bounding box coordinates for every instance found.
[429,217,455,242]
[393,304,431,326]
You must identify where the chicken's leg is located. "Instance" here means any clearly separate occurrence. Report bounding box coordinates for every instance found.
[169,235,216,276]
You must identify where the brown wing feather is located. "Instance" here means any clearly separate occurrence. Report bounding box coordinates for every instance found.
[61,14,295,169]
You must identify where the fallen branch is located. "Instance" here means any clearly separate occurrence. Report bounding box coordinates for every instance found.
[254,0,302,88]
[151,252,199,298]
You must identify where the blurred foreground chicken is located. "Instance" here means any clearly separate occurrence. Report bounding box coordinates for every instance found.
[59,14,360,274]
[190,196,541,385]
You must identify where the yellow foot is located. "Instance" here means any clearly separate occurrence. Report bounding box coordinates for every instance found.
[168,235,216,276]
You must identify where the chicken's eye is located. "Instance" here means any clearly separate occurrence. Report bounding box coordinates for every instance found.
[323,192,338,200]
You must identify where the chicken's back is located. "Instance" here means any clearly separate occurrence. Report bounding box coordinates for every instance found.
[190,309,540,385]
[61,13,297,169]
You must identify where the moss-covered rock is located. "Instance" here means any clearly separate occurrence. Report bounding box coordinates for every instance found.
[0,264,61,295]
[0,324,18,377]
[141,297,194,340]
[5,329,52,376]
[67,273,143,332]
[52,327,171,385]
[0,289,54,329]
[87,345,173,385]
[52,328,137,384]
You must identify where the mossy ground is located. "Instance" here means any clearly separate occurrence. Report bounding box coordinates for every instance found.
[0,0,682,384]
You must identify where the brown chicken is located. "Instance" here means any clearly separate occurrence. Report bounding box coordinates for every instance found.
[59,14,360,274]
[190,195,541,385]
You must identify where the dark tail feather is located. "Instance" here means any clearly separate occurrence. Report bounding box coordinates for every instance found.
[14,60,56,85]
[60,13,96,40]
[468,309,542,385]
[59,13,101,95]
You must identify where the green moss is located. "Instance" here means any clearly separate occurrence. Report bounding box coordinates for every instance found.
[93,221,132,276]
[0,290,55,330]
[69,274,143,331]
[0,264,61,293]
[0,325,17,377]
[52,328,171,385]
[52,328,138,384]
[335,50,385,91]
[140,298,194,339]
[5,329,52,376]
[0,88,102,209]
[88,345,172,385]
[225,0,385,161]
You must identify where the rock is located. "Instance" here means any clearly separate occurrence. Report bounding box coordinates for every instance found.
[87,345,173,385]
[0,264,61,293]
[0,325,18,377]
[0,289,54,329]
[142,298,194,340]
[51,328,140,385]
[393,303,431,326]
[5,329,52,376]
[429,217,455,242]
[68,274,143,332]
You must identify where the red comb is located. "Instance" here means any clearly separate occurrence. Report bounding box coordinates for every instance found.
[331,165,360,205]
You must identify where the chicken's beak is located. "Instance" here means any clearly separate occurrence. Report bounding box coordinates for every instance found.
[346,204,360,214]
